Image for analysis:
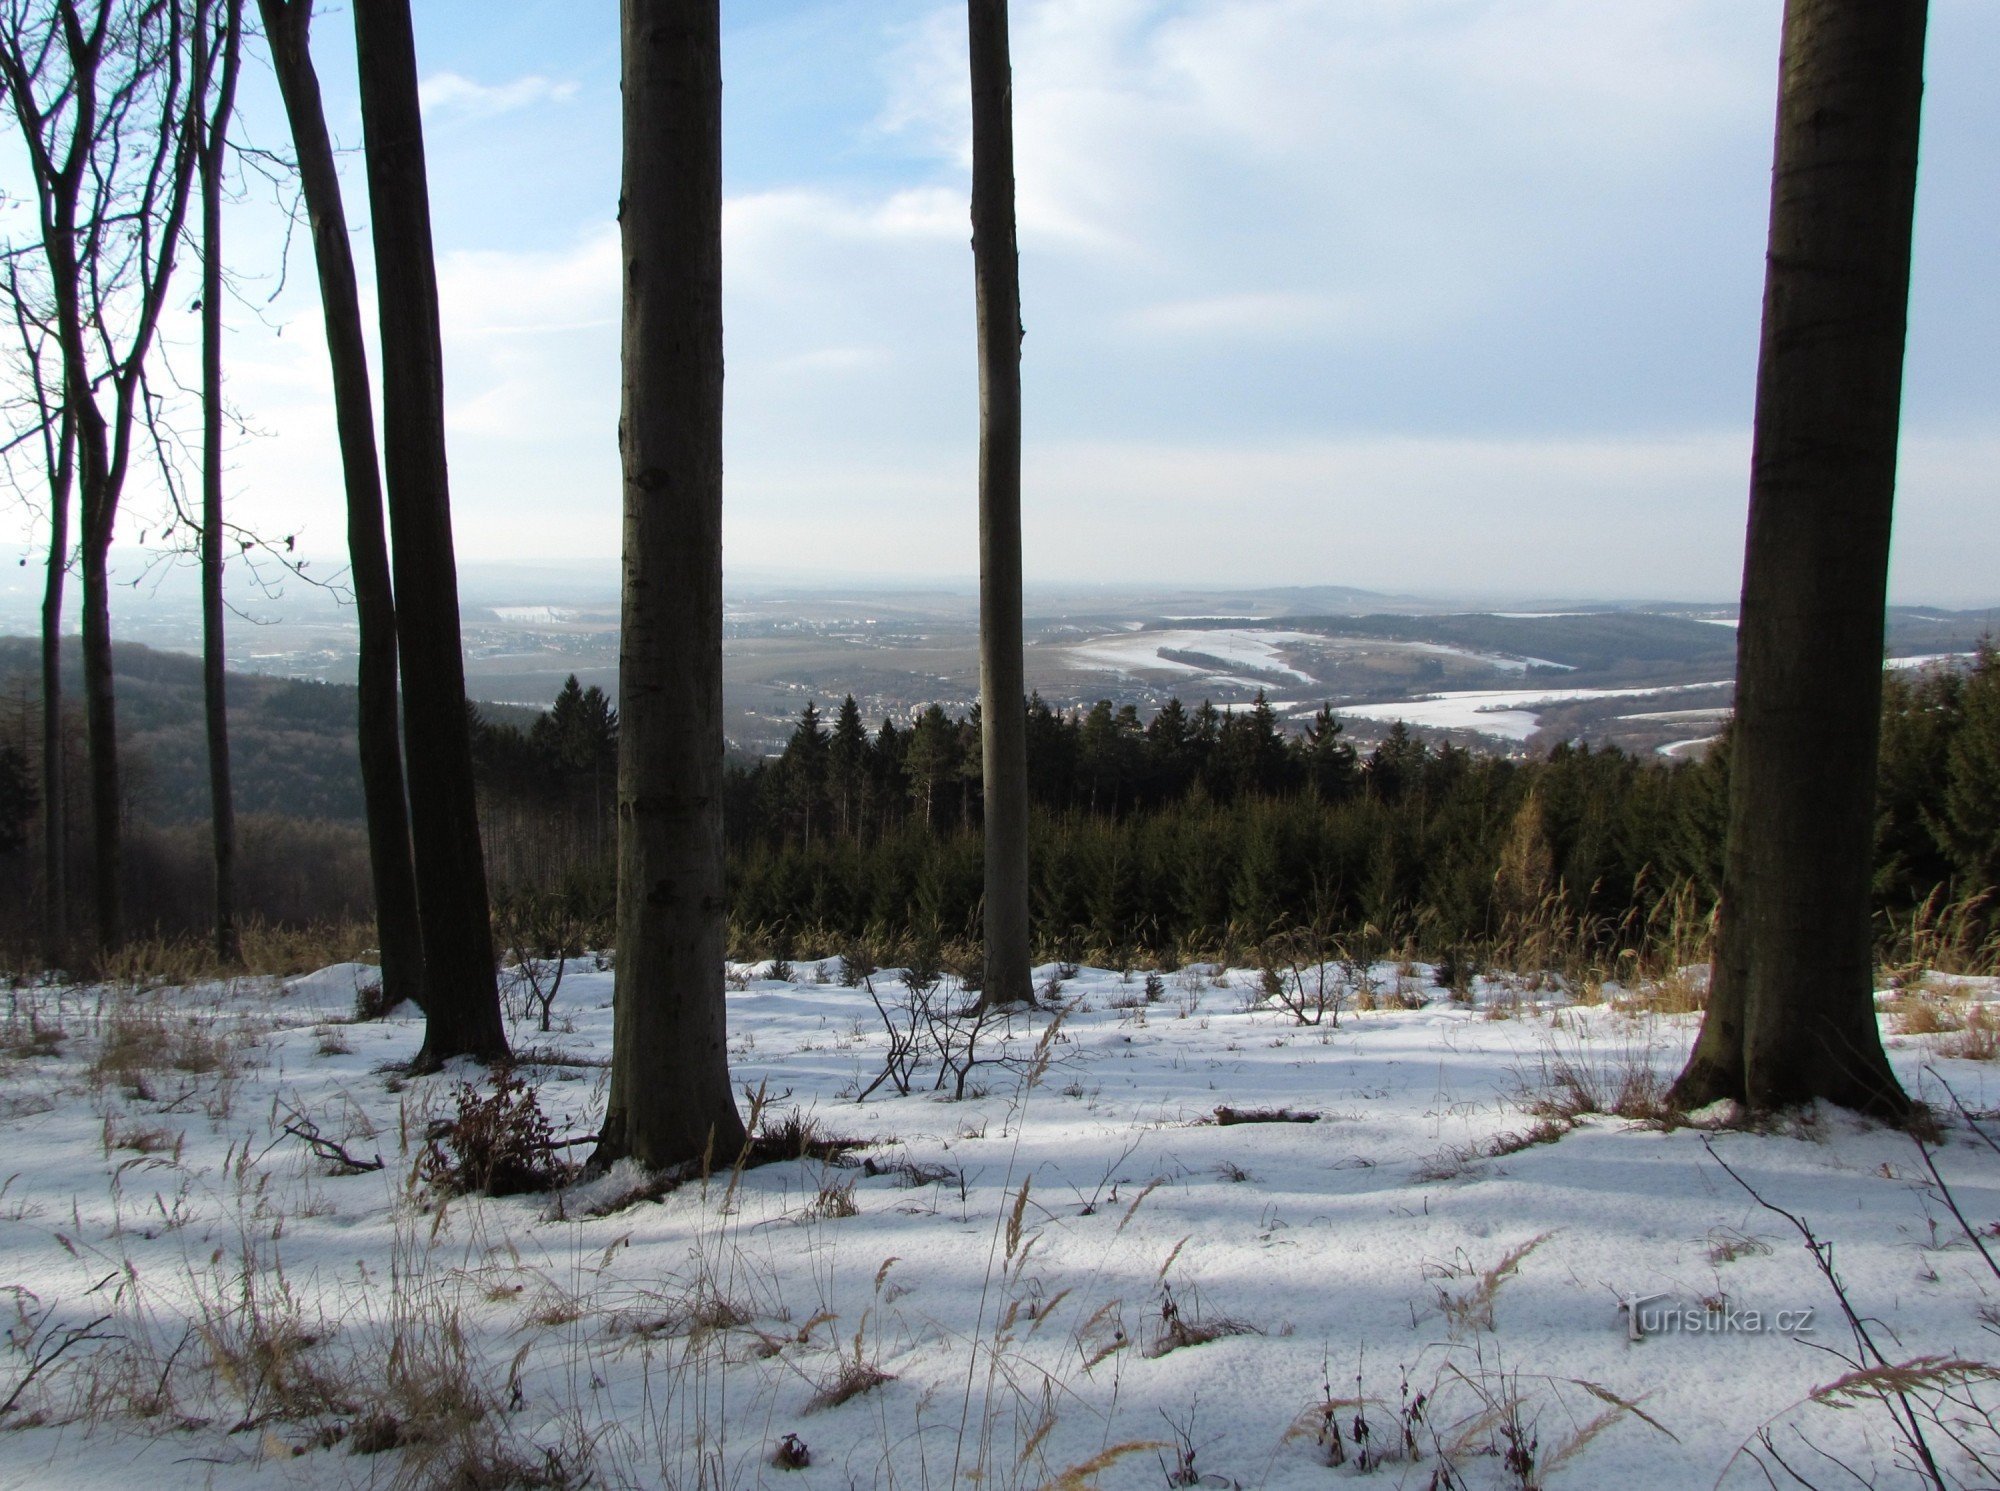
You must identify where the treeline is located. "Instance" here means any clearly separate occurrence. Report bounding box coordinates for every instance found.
[462,650,2000,966]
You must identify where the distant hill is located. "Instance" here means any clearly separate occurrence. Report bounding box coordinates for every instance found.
[0,638,544,827]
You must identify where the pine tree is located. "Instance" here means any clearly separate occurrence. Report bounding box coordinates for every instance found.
[781,701,830,848]
[828,695,867,838]
[1299,704,1358,801]
[903,705,960,830]
[1940,647,2000,895]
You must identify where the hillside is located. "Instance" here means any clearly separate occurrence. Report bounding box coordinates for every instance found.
[0,638,543,826]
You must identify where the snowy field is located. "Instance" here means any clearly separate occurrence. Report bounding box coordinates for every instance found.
[2,959,1997,1488]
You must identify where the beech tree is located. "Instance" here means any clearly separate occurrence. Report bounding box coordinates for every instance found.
[2,257,74,961]
[591,0,746,1173]
[353,0,504,1065]
[1,0,218,948]
[1670,0,1929,1119]
[257,0,425,1012]
[968,0,1033,1009]
[193,0,242,963]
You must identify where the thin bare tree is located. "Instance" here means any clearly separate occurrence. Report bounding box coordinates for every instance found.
[1670,0,1928,1119]
[194,0,242,963]
[1,0,218,949]
[591,0,746,1172]
[352,0,504,1065]
[968,0,1033,1009]
[256,0,425,1011]
[1,257,75,963]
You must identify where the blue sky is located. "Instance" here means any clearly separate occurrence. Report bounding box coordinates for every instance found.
[36,0,2000,602]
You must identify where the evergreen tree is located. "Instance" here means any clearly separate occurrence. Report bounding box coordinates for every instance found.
[828,695,868,837]
[1941,647,2000,896]
[903,706,960,829]
[780,701,830,847]
[1298,704,1358,801]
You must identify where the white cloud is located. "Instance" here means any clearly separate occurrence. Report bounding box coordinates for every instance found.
[418,71,579,120]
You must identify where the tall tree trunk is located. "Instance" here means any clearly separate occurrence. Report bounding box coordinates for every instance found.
[199,0,243,966]
[591,0,746,1173]
[37,418,71,968]
[80,526,119,949]
[1670,0,1927,1120]
[258,0,425,1012]
[353,0,504,1065]
[11,264,76,968]
[969,0,1033,1010]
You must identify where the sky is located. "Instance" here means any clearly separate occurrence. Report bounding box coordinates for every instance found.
[9,0,2000,604]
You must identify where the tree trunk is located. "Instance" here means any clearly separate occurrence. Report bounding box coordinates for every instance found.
[353,0,504,1065]
[969,0,1033,1010]
[591,0,746,1173]
[259,0,425,1012]
[199,0,243,967]
[1670,0,1927,1121]
[37,421,71,968]
[80,529,119,950]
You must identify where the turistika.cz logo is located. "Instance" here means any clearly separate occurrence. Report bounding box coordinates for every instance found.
[1618,1294,1815,1342]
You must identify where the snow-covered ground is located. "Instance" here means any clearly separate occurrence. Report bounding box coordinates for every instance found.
[2,961,1996,1488]
[1337,682,1727,742]
[1064,629,1325,686]
[1059,629,1567,694]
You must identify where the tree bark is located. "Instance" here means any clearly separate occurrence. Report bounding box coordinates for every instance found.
[591,0,746,1173]
[969,0,1033,1010]
[353,0,504,1064]
[1671,0,1927,1121]
[38,437,69,967]
[258,0,425,1012]
[198,0,243,966]
[9,264,75,967]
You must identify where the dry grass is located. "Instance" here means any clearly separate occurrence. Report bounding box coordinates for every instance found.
[92,920,378,988]
[90,999,238,1097]
[1895,996,1967,1036]
[1517,1036,1673,1127]
[1942,1006,2000,1061]
[1430,1234,1552,1336]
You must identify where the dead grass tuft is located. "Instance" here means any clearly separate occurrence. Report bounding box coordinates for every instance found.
[805,1356,892,1413]
[1212,1105,1319,1126]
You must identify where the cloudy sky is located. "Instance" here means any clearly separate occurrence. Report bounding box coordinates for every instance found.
[24,0,2000,604]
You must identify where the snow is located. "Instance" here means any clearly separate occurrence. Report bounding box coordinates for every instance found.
[1063,629,1573,692]
[1656,735,1722,758]
[1,963,1996,1488]
[1888,652,1978,671]
[1338,682,1726,741]
[1065,629,1323,684]
[489,605,580,623]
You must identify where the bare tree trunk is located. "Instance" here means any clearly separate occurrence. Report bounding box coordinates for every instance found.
[38,448,69,966]
[969,0,1033,1010]
[591,0,746,1173]
[1671,0,1926,1121]
[79,526,119,947]
[258,0,425,1011]
[198,0,243,966]
[9,263,75,967]
[352,0,504,1065]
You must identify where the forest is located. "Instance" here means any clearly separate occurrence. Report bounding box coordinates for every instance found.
[4,3,1996,1488]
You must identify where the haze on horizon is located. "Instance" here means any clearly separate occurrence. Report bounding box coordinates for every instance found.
[6,0,1998,606]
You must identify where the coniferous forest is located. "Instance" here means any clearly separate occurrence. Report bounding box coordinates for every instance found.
[453,649,2000,978]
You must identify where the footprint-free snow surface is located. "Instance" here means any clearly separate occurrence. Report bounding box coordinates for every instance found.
[2,960,1996,1488]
